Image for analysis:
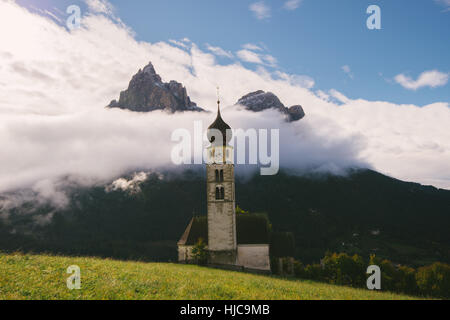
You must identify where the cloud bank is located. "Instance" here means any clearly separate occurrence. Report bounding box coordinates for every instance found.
[0,1,449,214]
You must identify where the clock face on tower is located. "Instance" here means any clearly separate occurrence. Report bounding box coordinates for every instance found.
[214,147,223,163]
[207,146,234,164]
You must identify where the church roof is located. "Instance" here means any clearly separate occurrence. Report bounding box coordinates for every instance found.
[177,216,208,246]
[178,214,270,246]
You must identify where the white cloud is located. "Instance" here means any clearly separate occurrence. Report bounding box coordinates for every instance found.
[341,65,354,79]
[283,0,302,11]
[105,172,151,194]
[263,54,277,67]
[206,44,233,58]
[236,50,277,67]
[275,71,315,89]
[242,43,263,51]
[169,39,188,49]
[249,2,271,20]
[329,89,351,104]
[0,0,450,216]
[85,0,115,15]
[394,70,449,90]
[237,49,264,64]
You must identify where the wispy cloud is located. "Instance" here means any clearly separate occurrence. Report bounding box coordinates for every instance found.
[237,49,264,64]
[283,0,302,11]
[242,43,263,51]
[206,44,233,58]
[275,71,315,89]
[249,2,271,20]
[434,0,450,12]
[341,65,354,79]
[169,39,188,49]
[263,54,277,67]
[236,49,277,67]
[394,70,449,90]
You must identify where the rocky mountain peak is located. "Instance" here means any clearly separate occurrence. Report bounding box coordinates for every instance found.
[107,62,204,113]
[236,90,305,122]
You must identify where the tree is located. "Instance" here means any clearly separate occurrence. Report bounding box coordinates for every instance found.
[191,238,208,265]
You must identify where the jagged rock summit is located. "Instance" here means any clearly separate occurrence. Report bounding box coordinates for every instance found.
[107,62,204,113]
[236,90,305,122]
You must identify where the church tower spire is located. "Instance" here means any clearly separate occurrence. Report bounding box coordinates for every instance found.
[206,89,237,265]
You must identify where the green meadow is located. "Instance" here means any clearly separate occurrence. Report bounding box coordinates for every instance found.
[0,252,421,300]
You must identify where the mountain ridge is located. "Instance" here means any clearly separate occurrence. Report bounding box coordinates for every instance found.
[107,62,204,113]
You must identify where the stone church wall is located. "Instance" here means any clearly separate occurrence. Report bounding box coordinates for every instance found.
[178,245,193,262]
[237,244,270,271]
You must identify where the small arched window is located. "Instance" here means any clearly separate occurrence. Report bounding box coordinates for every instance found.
[215,186,225,200]
[215,169,219,182]
[219,170,224,182]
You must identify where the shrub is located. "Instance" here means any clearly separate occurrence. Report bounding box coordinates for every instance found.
[416,262,450,298]
[293,260,304,278]
[191,238,208,265]
[396,265,418,295]
[303,264,324,281]
[321,252,365,287]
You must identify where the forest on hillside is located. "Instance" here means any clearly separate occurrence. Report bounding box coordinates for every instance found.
[1,169,449,266]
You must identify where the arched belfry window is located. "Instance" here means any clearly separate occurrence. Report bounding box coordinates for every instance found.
[215,186,225,200]
[215,187,220,199]
[215,169,219,182]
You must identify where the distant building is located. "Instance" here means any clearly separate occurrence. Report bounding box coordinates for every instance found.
[177,99,271,272]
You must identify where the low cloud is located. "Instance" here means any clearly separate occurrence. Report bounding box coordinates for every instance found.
[105,172,152,194]
[394,70,449,90]
[0,1,449,214]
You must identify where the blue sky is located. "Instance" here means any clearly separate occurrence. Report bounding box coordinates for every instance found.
[16,0,450,106]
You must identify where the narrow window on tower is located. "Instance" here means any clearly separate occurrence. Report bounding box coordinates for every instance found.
[215,169,219,182]
[220,170,224,182]
[215,187,220,200]
[220,187,225,200]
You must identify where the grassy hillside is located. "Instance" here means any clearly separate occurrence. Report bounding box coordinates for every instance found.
[0,253,420,300]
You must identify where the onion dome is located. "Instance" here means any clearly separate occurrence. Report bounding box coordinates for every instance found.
[207,101,232,146]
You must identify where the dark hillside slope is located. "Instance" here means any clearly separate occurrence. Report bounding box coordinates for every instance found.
[1,169,449,265]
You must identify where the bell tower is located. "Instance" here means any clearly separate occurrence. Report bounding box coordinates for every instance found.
[206,89,237,265]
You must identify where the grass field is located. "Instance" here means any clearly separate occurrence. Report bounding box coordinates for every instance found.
[0,252,421,300]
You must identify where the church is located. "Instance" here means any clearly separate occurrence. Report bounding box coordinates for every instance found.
[177,98,271,272]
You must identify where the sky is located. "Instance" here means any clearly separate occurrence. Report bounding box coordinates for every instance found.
[0,0,449,210]
[16,0,450,106]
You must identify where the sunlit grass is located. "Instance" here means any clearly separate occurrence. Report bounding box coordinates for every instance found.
[0,252,421,300]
